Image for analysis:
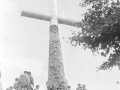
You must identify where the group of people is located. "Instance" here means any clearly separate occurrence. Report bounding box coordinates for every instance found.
[6,71,40,90]
[57,83,87,90]
[48,83,87,90]
[48,85,71,90]
[76,84,87,90]
[5,70,87,90]
[6,83,86,90]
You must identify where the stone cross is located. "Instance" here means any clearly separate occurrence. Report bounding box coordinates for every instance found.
[21,0,79,90]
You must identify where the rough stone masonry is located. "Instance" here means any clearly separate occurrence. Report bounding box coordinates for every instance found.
[46,24,68,90]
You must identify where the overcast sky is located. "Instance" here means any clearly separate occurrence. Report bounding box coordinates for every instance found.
[0,0,120,90]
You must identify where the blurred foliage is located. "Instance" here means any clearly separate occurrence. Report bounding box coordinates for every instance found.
[70,0,120,70]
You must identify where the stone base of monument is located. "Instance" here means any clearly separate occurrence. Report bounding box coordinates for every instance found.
[46,78,68,90]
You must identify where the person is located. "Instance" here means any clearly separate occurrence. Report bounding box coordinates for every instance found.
[46,85,50,90]
[27,71,34,90]
[8,86,13,90]
[82,85,86,90]
[76,84,82,90]
[36,85,39,90]
[14,78,19,90]
[18,71,30,90]
[67,86,71,90]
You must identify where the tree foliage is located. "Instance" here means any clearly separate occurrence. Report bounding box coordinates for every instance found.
[70,0,120,70]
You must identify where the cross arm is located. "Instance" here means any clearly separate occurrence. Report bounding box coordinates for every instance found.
[21,11,80,27]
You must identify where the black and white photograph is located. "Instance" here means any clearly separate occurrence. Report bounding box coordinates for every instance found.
[0,0,120,90]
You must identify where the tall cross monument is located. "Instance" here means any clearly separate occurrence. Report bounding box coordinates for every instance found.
[21,0,79,90]
[46,0,68,90]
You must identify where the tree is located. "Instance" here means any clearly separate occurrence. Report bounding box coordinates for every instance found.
[70,0,120,70]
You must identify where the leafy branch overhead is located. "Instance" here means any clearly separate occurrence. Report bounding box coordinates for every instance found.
[70,0,120,70]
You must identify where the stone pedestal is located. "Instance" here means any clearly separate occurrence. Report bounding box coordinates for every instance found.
[46,25,68,90]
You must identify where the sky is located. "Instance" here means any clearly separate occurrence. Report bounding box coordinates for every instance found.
[0,0,120,90]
